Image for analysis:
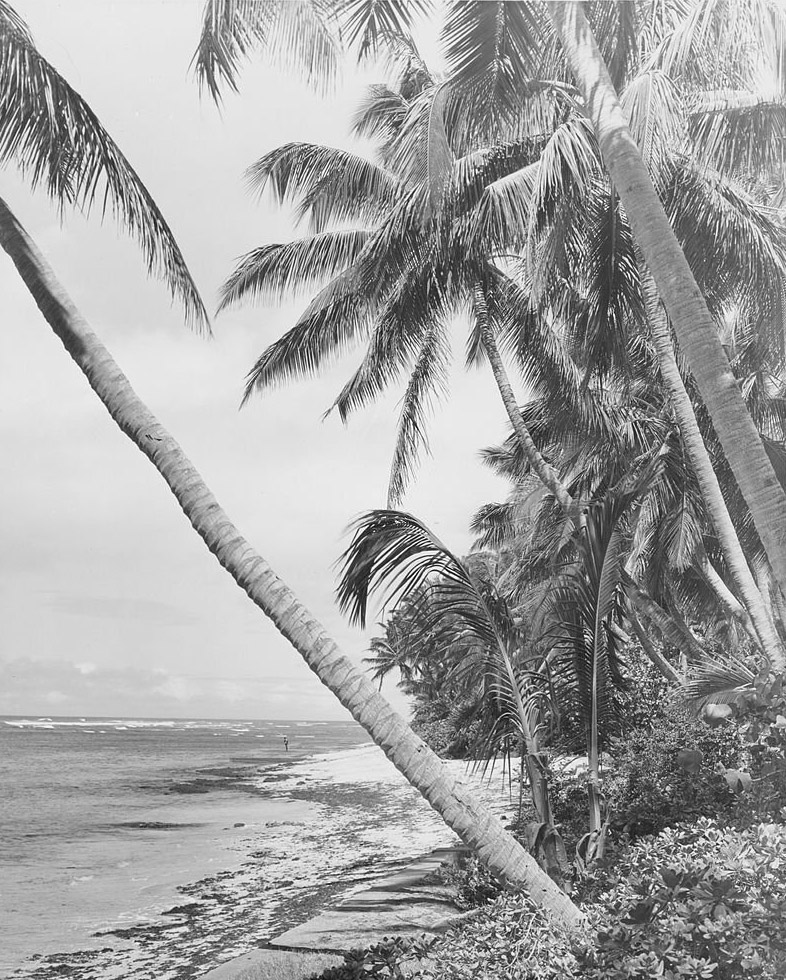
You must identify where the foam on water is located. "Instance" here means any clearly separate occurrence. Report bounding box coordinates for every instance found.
[1,716,371,977]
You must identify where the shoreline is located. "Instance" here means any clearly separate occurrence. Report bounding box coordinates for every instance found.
[15,743,516,980]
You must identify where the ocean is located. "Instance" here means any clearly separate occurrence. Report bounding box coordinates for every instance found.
[1,716,386,980]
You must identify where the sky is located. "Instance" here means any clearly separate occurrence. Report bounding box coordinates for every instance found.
[0,1,512,721]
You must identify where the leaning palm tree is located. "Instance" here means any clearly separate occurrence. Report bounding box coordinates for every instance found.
[0,3,581,924]
[0,2,207,328]
[546,0,786,602]
[337,508,569,883]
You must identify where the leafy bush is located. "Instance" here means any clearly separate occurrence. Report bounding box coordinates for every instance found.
[410,695,482,759]
[720,668,786,820]
[412,819,786,980]
[437,853,502,910]
[313,937,436,979]
[419,892,581,980]
[577,819,786,979]
[603,705,743,838]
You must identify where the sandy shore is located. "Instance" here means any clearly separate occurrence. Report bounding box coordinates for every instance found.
[21,744,518,980]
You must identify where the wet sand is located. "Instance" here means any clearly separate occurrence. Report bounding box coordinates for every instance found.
[16,746,515,980]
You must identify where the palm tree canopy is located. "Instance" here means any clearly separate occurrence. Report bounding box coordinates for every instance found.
[0,2,208,330]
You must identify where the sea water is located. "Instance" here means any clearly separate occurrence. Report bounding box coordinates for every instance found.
[0,717,371,979]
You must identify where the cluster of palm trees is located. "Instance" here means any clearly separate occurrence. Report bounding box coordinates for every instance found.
[207,0,786,878]
[3,0,786,928]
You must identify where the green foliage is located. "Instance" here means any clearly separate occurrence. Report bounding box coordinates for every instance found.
[577,819,786,979]
[419,893,581,980]
[718,669,786,820]
[437,853,502,911]
[603,705,743,838]
[401,820,786,980]
[411,703,481,759]
[313,937,436,979]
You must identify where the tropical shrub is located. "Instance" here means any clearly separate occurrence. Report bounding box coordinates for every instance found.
[602,705,743,838]
[720,668,786,820]
[411,694,483,760]
[313,937,437,979]
[577,819,786,979]
[406,819,786,980]
[437,853,502,910]
[418,893,581,980]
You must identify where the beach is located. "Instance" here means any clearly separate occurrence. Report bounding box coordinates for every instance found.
[3,720,515,980]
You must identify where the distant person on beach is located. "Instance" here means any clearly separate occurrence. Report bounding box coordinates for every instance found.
[283,736,289,752]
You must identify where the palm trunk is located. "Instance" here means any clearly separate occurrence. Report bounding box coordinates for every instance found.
[0,198,582,926]
[629,609,683,686]
[548,0,786,606]
[641,272,785,669]
[698,553,756,635]
[473,282,575,515]
[496,643,567,881]
[624,575,704,667]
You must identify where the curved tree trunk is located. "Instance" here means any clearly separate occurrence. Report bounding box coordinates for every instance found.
[624,574,704,667]
[0,198,582,926]
[698,553,755,633]
[473,282,575,515]
[641,273,786,669]
[548,0,786,606]
[629,609,683,686]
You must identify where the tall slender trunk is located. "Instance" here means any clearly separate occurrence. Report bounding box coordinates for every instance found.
[548,0,786,606]
[0,198,582,926]
[473,282,575,515]
[641,272,785,668]
[641,269,786,670]
[698,553,756,634]
[624,574,704,667]
[629,609,683,686]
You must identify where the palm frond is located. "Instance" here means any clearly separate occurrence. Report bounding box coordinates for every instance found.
[562,182,645,380]
[441,0,550,129]
[683,650,758,707]
[620,69,684,190]
[0,5,208,329]
[192,0,341,102]
[241,266,370,401]
[667,159,786,317]
[351,83,409,146]
[245,142,399,232]
[218,229,369,311]
[423,83,454,219]
[242,184,427,400]
[327,264,446,421]
[335,0,432,60]
[387,319,451,507]
[586,0,640,90]
[336,509,490,641]
[688,90,786,179]
[650,0,772,90]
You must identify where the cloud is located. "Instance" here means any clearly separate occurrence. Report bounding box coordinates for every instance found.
[0,657,351,720]
[45,594,197,627]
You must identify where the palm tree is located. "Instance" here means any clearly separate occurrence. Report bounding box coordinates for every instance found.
[539,479,643,862]
[547,0,786,604]
[439,0,786,672]
[218,1,786,670]
[337,508,569,883]
[0,4,582,924]
[220,59,580,509]
[0,1,207,328]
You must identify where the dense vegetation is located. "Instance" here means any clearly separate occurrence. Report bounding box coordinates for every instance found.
[5,0,786,975]
[201,0,786,974]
